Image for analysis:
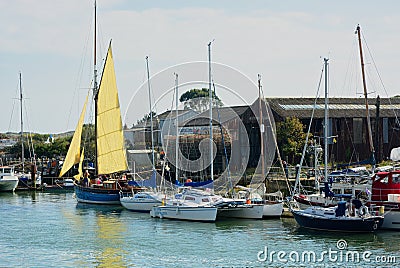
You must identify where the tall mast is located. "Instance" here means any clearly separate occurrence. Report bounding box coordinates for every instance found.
[19,72,24,172]
[145,56,155,170]
[93,0,99,175]
[175,73,179,182]
[356,25,375,170]
[208,41,213,180]
[323,58,329,183]
[258,74,265,179]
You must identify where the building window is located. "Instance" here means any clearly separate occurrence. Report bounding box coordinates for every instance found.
[353,118,363,144]
[336,119,341,133]
[383,118,388,144]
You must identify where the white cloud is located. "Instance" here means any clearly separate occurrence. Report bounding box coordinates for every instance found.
[1,1,399,133]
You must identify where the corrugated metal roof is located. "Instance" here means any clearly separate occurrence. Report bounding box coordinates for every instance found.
[267,97,400,118]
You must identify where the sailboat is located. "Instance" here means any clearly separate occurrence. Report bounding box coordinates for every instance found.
[15,72,41,190]
[293,25,377,209]
[120,56,166,212]
[252,75,284,218]
[149,72,220,222]
[59,3,132,204]
[290,58,384,232]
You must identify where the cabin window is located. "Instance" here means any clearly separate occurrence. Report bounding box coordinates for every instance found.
[3,168,11,173]
[380,176,389,184]
[383,118,388,144]
[184,196,195,201]
[353,118,363,144]
[393,174,400,184]
[202,198,209,202]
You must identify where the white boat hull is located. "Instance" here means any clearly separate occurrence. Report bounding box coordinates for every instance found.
[121,198,162,212]
[120,192,166,212]
[150,206,217,222]
[218,204,264,219]
[263,202,283,217]
[368,201,400,230]
[381,210,400,229]
[0,176,19,192]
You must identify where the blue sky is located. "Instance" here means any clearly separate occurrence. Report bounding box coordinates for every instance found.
[1,0,399,134]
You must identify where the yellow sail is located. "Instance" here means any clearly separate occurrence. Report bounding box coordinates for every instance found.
[73,148,85,181]
[59,93,89,177]
[96,44,128,174]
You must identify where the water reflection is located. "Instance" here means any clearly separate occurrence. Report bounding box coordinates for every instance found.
[281,217,400,254]
[75,203,129,267]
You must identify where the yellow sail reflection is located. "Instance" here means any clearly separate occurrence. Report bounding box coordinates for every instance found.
[59,93,89,177]
[95,215,128,268]
[96,44,128,175]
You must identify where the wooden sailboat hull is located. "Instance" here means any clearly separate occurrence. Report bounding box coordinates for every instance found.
[74,185,122,205]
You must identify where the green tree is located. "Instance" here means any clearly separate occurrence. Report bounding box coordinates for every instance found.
[5,124,96,161]
[6,134,72,159]
[135,111,156,126]
[81,124,96,163]
[276,117,309,164]
[179,88,223,112]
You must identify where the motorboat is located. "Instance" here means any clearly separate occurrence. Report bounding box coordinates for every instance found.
[367,170,400,230]
[0,166,19,192]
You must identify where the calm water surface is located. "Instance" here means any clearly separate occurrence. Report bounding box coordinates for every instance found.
[1,191,399,267]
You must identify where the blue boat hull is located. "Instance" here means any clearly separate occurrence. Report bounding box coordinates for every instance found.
[291,210,383,232]
[74,185,121,205]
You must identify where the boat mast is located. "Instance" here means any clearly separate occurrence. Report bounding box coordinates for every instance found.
[258,74,265,179]
[145,56,155,171]
[175,73,179,183]
[93,0,99,175]
[208,41,213,181]
[324,58,329,183]
[356,25,375,170]
[19,72,24,172]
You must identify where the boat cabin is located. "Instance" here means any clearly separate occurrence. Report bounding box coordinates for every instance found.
[0,166,15,177]
[372,171,400,201]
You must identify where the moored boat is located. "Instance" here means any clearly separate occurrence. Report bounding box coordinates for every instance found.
[74,179,131,205]
[120,190,166,212]
[150,205,217,222]
[367,170,400,230]
[59,3,131,205]
[291,201,384,232]
[261,201,284,218]
[0,166,19,192]
[150,189,218,222]
[217,201,264,219]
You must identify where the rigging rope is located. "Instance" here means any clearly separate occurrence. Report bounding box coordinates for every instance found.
[294,61,325,196]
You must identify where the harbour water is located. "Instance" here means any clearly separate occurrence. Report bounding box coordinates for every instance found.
[1,191,399,268]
